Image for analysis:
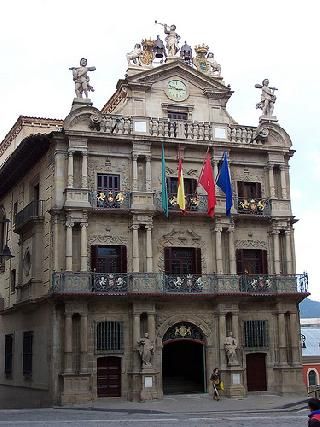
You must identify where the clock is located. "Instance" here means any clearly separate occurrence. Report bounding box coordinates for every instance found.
[166,79,188,102]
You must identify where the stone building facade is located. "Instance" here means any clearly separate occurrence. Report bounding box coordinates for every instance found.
[0,53,308,405]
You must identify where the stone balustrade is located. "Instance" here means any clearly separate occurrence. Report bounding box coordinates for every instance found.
[91,114,257,144]
[52,272,308,295]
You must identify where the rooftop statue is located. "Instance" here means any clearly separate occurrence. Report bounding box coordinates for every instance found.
[180,41,193,66]
[207,52,221,77]
[126,43,143,67]
[155,20,180,57]
[255,79,278,118]
[69,58,96,99]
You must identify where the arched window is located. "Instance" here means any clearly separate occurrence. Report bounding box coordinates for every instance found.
[308,370,317,386]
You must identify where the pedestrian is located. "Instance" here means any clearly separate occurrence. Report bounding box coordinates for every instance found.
[210,368,224,401]
[308,398,320,426]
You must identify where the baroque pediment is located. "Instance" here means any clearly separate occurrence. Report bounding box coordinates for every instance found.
[125,59,233,99]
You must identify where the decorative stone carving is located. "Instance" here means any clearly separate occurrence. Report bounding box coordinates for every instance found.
[155,21,180,57]
[255,79,278,119]
[193,44,210,74]
[126,43,143,66]
[87,158,129,190]
[235,239,267,250]
[224,332,239,365]
[140,39,156,65]
[207,52,221,77]
[69,58,96,99]
[137,333,154,368]
[88,234,128,246]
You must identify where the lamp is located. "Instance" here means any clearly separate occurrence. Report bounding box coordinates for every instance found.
[0,218,14,261]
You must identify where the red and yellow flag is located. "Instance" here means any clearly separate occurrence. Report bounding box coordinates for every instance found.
[177,157,186,211]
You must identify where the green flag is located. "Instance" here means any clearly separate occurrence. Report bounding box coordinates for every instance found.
[161,144,169,217]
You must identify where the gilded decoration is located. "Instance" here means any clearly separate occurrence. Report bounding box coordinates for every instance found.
[193,44,210,74]
[162,322,205,342]
[140,39,156,66]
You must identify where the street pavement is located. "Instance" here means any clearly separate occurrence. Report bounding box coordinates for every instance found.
[0,393,310,426]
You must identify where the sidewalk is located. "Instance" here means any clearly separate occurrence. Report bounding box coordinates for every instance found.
[63,393,308,414]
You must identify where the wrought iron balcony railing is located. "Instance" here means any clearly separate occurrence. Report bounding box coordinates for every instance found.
[237,197,271,216]
[51,272,308,295]
[14,200,44,230]
[155,192,208,213]
[91,191,130,209]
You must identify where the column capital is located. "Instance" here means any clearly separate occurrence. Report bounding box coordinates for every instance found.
[145,224,153,230]
[68,149,75,156]
[228,224,235,232]
[65,221,74,228]
[131,224,139,230]
[132,153,139,161]
[145,154,151,162]
[279,164,287,171]
[215,225,223,233]
[80,222,88,228]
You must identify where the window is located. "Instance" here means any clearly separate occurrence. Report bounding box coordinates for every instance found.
[244,320,268,347]
[23,331,33,377]
[308,370,317,387]
[236,249,268,274]
[91,245,127,273]
[237,182,262,199]
[168,111,188,121]
[5,334,13,376]
[167,177,197,196]
[10,269,16,293]
[96,321,123,352]
[164,247,201,274]
[97,174,120,192]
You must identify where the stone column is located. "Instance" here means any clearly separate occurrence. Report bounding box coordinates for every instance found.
[291,229,296,273]
[132,225,140,272]
[132,154,138,191]
[228,225,237,274]
[289,312,300,365]
[215,225,223,274]
[146,225,153,273]
[280,165,287,199]
[213,160,218,181]
[267,164,275,198]
[54,150,66,209]
[285,229,292,274]
[67,150,74,188]
[80,223,88,272]
[145,155,152,192]
[81,151,88,189]
[232,312,239,343]
[64,313,73,373]
[65,221,74,271]
[272,230,280,275]
[278,313,287,365]
[147,311,156,342]
[80,313,88,373]
[53,217,59,271]
[219,313,227,368]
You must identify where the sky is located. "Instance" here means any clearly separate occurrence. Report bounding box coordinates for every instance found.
[1,0,319,301]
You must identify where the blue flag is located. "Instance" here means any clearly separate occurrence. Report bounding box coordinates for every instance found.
[216,152,233,216]
[161,144,169,217]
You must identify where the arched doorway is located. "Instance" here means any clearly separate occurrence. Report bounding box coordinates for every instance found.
[97,356,121,397]
[246,353,267,391]
[162,322,205,394]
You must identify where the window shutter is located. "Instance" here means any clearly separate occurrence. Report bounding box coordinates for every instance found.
[164,247,171,273]
[236,249,244,274]
[237,182,245,198]
[120,245,127,273]
[261,250,268,274]
[195,248,202,274]
[91,246,97,271]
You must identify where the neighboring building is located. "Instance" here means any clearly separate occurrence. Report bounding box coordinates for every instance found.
[301,318,320,392]
[0,33,309,406]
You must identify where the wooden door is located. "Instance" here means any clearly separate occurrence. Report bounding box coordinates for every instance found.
[246,353,267,391]
[97,356,121,397]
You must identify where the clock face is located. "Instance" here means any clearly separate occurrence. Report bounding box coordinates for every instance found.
[167,79,188,101]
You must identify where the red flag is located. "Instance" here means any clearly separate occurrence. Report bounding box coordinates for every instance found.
[198,152,216,217]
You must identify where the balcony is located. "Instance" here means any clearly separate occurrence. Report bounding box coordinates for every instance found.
[236,197,271,216]
[155,192,208,213]
[91,190,131,209]
[51,272,308,295]
[90,114,258,145]
[14,200,44,231]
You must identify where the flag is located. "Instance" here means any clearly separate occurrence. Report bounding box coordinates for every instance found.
[216,152,233,216]
[176,156,186,211]
[198,151,216,217]
[161,144,168,217]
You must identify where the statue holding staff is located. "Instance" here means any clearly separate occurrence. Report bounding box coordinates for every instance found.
[255,78,278,117]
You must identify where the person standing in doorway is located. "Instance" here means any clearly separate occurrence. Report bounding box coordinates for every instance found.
[210,368,223,401]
